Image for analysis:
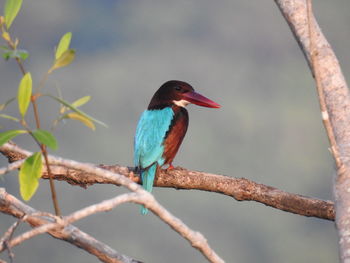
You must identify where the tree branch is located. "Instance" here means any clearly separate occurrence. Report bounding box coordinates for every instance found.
[0,192,144,254]
[0,219,20,263]
[0,143,224,263]
[275,0,350,261]
[0,188,142,263]
[0,142,335,221]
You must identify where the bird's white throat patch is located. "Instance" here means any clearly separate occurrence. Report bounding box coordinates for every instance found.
[173,99,190,107]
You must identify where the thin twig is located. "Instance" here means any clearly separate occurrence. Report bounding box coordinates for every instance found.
[14,58,25,76]
[31,82,61,216]
[0,159,24,175]
[306,0,342,169]
[2,193,141,249]
[0,188,142,263]
[2,242,13,263]
[41,144,61,216]
[0,220,22,263]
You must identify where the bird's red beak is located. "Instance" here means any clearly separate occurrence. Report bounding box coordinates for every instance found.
[182,91,221,108]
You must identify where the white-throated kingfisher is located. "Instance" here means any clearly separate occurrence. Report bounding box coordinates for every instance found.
[134,80,220,214]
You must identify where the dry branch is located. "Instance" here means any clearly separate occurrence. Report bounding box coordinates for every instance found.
[0,192,143,253]
[0,188,142,263]
[0,143,224,263]
[275,0,350,261]
[0,142,334,221]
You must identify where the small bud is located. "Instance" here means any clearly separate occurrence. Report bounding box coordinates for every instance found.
[14,38,19,48]
[2,31,11,42]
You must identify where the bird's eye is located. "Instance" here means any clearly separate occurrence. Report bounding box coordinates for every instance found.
[175,86,181,91]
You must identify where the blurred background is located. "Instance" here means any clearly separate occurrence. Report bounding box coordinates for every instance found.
[1,0,349,262]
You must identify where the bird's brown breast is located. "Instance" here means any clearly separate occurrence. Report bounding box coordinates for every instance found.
[163,106,189,165]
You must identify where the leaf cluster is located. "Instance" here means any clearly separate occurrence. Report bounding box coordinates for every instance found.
[0,0,106,201]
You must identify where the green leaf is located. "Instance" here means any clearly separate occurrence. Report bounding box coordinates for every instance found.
[0,45,10,51]
[0,129,26,146]
[46,94,107,127]
[55,32,72,59]
[60,95,91,114]
[15,49,29,60]
[49,49,75,73]
[0,97,15,111]
[4,0,23,29]
[2,52,10,60]
[63,112,96,130]
[1,49,29,61]
[0,113,19,122]
[71,95,91,108]
[32,129,58,150]
[19,152,42,201]
[17,72,32,118]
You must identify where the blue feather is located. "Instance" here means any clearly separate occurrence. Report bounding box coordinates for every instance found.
[140,163,157,214]
[134,107,174,214]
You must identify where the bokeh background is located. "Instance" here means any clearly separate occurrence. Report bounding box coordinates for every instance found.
[1,0,349,262]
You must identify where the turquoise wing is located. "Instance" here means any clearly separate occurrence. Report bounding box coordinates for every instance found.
[134,107,174,169]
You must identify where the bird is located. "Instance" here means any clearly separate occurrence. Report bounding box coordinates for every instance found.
[134,80,221,214]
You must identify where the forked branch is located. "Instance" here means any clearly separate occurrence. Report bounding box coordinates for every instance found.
[275,0,350,261]
[0,143,224,263]
[0,188,141,263]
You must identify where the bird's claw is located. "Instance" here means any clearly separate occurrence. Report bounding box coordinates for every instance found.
[165,164,174,172]
[129,171,140,182]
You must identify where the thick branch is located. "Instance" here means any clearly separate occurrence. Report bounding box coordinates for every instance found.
[0,143,335,221]
[274,4,350,157]
[275,0,350,261]
[0,188,141,263]
[0,143,224,263]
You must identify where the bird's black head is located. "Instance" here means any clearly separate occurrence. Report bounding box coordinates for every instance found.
[148,80,220,110]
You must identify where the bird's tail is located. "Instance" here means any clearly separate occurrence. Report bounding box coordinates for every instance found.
[140,163,158,215]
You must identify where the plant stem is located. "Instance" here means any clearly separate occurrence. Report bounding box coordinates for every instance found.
[15,58,25,76]
[41,144,61,216]
[31,100,61,216]
[0,25,61,215]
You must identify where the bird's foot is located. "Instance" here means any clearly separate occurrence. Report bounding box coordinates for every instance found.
[129,171,140,183]
[165,164,174,172]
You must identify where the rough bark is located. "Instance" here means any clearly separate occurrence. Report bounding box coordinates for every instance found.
[275,0,350,261]
[0,143,335,221]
